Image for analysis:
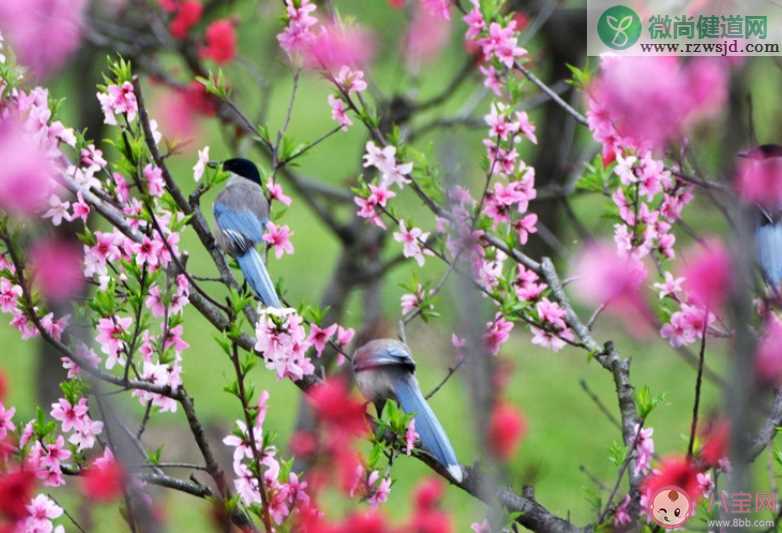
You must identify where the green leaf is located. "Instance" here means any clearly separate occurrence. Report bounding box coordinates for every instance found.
[576,154,613,194]
[149,447,163,465]
[608,440,627,466]
[566,62,593,90]
[774,448,782,468]
[213,332,232,357]
[367,442,384,470]
[59,380,88,405]
[635,385,667,419]
[196,68,231,99]
[223,381,240,399]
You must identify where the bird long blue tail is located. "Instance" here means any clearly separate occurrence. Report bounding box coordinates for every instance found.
[236,248,282,308]
[391,372,463,482]
[757,223,782,291]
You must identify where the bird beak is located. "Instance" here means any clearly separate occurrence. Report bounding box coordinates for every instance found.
[206,160,221,169]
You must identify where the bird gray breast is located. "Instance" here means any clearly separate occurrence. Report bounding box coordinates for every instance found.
[354,367,397,403]
[220,174,269,218]
[213,173,270,255]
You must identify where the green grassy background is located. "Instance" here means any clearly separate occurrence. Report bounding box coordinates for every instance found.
[4,1,782,530]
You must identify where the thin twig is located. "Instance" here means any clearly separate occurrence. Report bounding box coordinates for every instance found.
[513,62,588,126]
[586,303,607,330]
[426,356,466,400]
[47,494,87,533]
[579,379,621,430]
[687,317,709,458]
[137,400,154,440]
[598,420,646,524]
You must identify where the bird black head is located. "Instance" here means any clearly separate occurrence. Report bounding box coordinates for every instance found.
[222,158,261,184]
[738,144,782,159]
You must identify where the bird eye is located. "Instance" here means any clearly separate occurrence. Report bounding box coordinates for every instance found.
[674,508,681,517]
[657,508,667,515]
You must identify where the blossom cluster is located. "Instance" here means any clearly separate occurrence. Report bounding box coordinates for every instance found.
[254,307,353,381]
[610,421,727,528]
[0,392,126,532]
[277,0,373,74]
[463,1,527,95]
[584,58,732,348]
[158,0,237,64]
[224,391,310,524]
[653,269,720,348]
[588,57,727,154]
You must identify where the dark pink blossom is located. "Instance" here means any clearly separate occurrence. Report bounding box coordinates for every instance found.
[0,0,87,78]
[403,1,451,71]
[0,118,56,216]
[96,316,132,368]
[308,323,337,357]
[263,222,295,258]
[302,20,375,73]
[169,0,203,39]
[29,239,84,301]
[82,456,125,502]
[200,19,237,64]
[267,179,292,206]
[513,213,538,244]
[484,313,513,355]
[660,304,716,348]
[50,397,88,433]
[463,0,485,41]
[0,279,21,313]
[513,264,545,302]
[477,20,526,68]
[144,164,165,197]
[71,192,91,223]
[680,241,731,311]
[277,0,318,58]
[255,308,314,381]
[97,82,138,125]
[588,57,728,151]
[756,316,782,383]
[488,402,527,460]
[572,242,648,321]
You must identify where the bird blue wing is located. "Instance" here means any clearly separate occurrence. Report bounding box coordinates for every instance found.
[236,248,282,308]
[757,223,782,290]
[214,201,266,254]
[390,372,462,482]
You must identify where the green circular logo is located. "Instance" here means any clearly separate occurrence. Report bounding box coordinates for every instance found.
[597,5,642,50]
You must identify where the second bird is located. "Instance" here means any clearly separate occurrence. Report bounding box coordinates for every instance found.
[353,339,463,482]
[213,158,282,308]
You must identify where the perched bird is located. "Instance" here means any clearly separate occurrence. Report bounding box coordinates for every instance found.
[739,144,782,291]
[352,339,463,482]
[212,158,281,308]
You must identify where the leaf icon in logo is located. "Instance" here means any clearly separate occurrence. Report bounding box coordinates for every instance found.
[606,14,634,47]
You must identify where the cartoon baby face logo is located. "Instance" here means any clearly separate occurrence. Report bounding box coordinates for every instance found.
[649,486,693,528]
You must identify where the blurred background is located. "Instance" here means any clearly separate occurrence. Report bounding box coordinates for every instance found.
[2,0,782,529]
